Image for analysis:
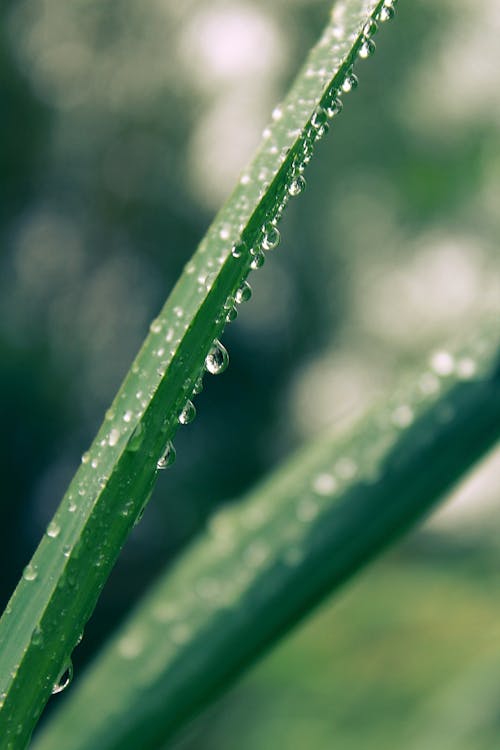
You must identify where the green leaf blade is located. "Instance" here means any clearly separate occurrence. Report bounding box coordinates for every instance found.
[0,1,389,746]
[33,328,500,750]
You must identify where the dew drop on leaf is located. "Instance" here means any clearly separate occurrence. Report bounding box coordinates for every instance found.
[22,564,38,582]
[205,340,229,375]
[261,225,280,251]
[52,659,73,695]
[178,399,196,425]
[46,520,60,539]
[235,280,252,304]
[127,422,145,452]
[250,251,266,270]
[359,38,376,59]
[288,175,306,197]
[231,240,247,259]
[363,18,378,37]
[342,71,358,93]
[157,440,176,470]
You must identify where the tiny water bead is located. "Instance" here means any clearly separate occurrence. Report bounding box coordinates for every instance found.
[108,427,120,447]
[157,441,176,470]
[363,18,378,37]
[46,520,60,539]
[261,225,280,251]
[235,280,252,304]
[325,96,343,119]
[311,107,328,130]
[358,37,376,59]
[127,422,145,452]
[378,1,396,23]
[342,71,358,93]
[391,404,414,428]
[205,339,229,375]
[52,660,73,695]
[178,399,196,425]
[149,319,162,334]
[250,251,265,270]
[431,350,455,376]
[81,451,90,464]
[231,240,247,259]
[23,564,38,582]
[226,306,238,323]
[288,175,306,197]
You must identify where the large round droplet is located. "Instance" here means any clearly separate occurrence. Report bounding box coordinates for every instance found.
[157,441,176,470]
[261,225,280,251]
[235,281,252,304]
[52,660,73,695]
[205,340,229,375]
[178,399,196,425]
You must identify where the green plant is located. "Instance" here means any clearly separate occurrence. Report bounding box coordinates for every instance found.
[0,1,498,748]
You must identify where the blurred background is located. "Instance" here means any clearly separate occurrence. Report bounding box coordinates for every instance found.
[1,0,500,747]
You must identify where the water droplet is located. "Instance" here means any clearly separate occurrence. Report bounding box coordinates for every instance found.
[311,107,327,130]
[325,96,343,118]
[271,106,282,121]
[391,404,414,428]
[261,225,280,251]
[288,175,306,197]
[52,661,73,695]
[312,473,337,496]
[91,458,99,469]
[192,376,204,395]
[123,410,133,423]
[231,240,247,259]
[157,441,176,470]
[23,564,38,582]
[205,340,229,375]
[456,357,477,379]
[250,251,266,270]
[235,280,252,304]
[342,71,358,93]
[359,38,376,59]
[335,457,357,480]
[379,1,396,22]
[81,451,90,465]
[150,319,162,334]
[108,428,120,447]
[31,626,43,646]
[226,306,238,323]
[179,399,196,425]
[46,520,60,539]
[363,18,378,37]
[127,422,145,452]
[431,351,455,376]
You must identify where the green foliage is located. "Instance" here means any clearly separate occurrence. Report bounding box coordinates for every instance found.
[0,1,398,747]
[32,324,500,750]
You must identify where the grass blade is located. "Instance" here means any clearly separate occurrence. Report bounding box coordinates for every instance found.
[0,1,394,746]
[33,328,500,750]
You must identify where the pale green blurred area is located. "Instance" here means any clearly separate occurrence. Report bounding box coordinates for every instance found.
[1,0,500,747]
